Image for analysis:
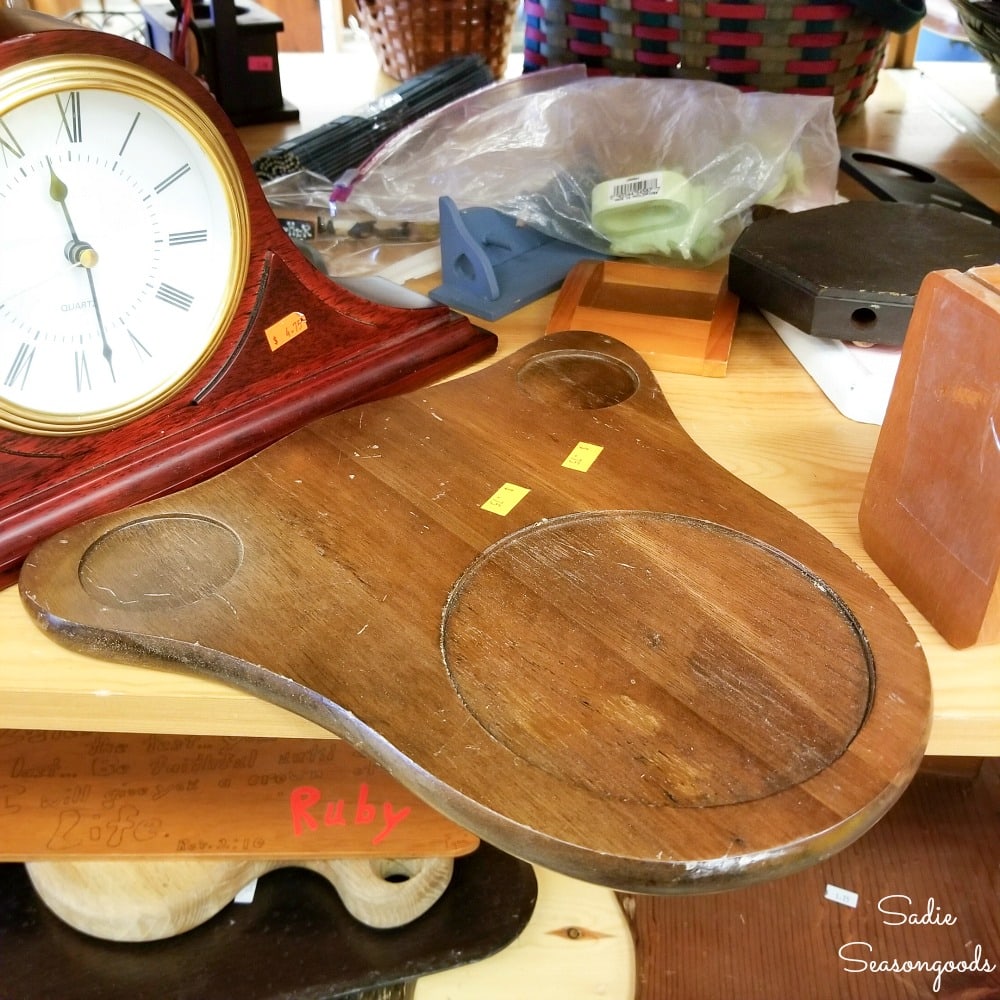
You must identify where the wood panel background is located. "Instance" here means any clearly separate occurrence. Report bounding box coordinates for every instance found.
[626,758,1000,999]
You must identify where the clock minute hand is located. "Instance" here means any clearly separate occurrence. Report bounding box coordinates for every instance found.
[47,158,115,381]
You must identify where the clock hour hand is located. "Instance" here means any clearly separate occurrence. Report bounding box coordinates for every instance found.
[47,158,115,381]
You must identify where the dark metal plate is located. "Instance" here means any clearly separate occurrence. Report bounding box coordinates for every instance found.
[729,202,1000,344]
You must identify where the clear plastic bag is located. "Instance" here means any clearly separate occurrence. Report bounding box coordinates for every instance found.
[338,73,840,266]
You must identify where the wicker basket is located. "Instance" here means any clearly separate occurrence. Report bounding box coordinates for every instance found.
[355,0,522,80]
[523,0,890,120]
[952,0,1000,86]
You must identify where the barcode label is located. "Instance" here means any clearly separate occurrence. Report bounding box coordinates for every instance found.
[609,172,663,204]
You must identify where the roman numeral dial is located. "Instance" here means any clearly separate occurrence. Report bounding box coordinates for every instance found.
[56,91,83,143]
[0,55,249,435]
[0,118,24,165]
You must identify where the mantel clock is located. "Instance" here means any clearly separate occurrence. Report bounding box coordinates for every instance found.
[0,9,496,586]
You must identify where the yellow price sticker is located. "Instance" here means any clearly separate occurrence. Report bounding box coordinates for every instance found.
[481,482,530,516]
[265,311,308,351]
[562,442,604,472]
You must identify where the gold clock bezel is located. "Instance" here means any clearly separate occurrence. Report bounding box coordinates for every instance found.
[0,52,251,437]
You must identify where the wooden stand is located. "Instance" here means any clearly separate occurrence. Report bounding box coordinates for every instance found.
[546,260,738,377]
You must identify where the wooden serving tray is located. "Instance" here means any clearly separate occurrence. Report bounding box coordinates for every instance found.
[19,331,932,893]
[0,729,477,860]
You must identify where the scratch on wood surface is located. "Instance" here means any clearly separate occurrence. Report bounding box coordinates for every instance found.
[82,582,136,606]
[211,592,238,618]
[431,714,479,758]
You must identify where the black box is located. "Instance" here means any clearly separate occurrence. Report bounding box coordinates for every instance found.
[142,0,298,125]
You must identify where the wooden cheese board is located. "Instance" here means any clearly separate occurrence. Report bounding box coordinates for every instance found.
[19,331,933,893]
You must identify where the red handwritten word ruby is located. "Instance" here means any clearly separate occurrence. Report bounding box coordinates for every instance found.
[289,784,411,846]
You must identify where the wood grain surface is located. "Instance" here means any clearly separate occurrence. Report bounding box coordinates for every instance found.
[627,758,1000,999]
[0,729,477,859]
[417,864,635,1000]
[861,265,1000,649]
[1,61,997,761]
[20,331,932,893]
[546,259,738,376]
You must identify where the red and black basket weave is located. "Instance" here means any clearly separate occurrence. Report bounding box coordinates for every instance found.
[523,0,890,120]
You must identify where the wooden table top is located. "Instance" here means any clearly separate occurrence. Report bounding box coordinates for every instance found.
[1,50,997,760]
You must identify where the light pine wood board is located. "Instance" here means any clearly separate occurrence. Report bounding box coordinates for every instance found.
[0,728,477,859]
[417,866,634,1000]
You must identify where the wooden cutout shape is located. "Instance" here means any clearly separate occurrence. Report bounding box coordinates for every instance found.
[19,331,932,894]
[26,855,454,941]
[0,729,478,860]
[546,260,738,376]
[860,265,1000,648]
[0,845,539,998]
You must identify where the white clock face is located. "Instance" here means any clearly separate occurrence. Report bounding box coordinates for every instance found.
[0,55,249,435]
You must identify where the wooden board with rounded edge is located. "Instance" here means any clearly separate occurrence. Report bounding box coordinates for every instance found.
[19,331,932,894]
[860,265,1000,649]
